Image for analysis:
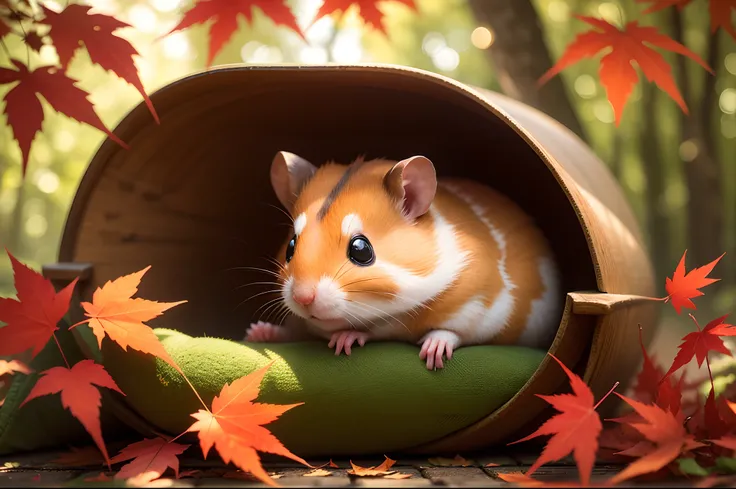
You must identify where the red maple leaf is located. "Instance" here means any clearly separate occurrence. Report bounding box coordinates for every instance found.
[313,0,416,33]
[662,315,736,381]
[166,0,304,66]
[40,4,158,123]
[111,438,189,485]
[609,393,704,484]
[0,250,77,358]
[0,60,128,175]
[0,17,11,38]
[637,0,735,40]
[539,15,713,125]
[20,360,124,468]
[186,362,308,486]
[665,251,724,314]
[632,325,665,404]
[508,354,615,486]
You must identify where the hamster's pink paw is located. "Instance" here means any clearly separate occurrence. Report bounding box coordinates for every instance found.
[245,321,287,343]
[419,330,461,370]
[327,330,370,356]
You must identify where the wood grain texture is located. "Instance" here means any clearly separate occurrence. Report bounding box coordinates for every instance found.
[51,64,657,454]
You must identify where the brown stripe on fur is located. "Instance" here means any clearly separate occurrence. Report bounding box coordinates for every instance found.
[317,157,366,221]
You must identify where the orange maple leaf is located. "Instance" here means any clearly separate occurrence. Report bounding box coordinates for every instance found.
[665,251,724,314]
[186,362,308,486]
[78,266,186,373]
[508,354,617,486]
[609,393,704,484]
[539,15,713,125]
[20,360,124,468]
[636,0,735,40]
[111,437,189,484]
[0,359,32,377]
[0,250,78,358]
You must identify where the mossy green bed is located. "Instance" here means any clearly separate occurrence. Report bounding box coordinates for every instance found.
[0,326,545,457]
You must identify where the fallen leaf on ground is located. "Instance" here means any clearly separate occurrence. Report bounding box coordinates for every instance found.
[177,469,201,478]
[329,459,339,468]
[111,438,189,484]
[79,266,186,373]
[303,469,332,477]
[165,0,304,66]
[41,4,158,123]
[0,359,32,377]
[347,456,397,477]
[539,16,712,125]
[508,354,612,486]
[609,393,705,484]
[0,60,127,174]
[485,462,500,467]
[384,473,412,479]
[428,454,473,466]
[0,250,77,357]
[665,251,724,314]
[51,446,105,467]
[186,361,307,487]
[20,360,124,467]
[313,0,416,33]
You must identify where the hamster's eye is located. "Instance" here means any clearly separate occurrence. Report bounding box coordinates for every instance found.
[286,235,297,263]
[348,234,375,266]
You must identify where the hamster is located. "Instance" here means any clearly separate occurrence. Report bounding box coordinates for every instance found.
[244,151,564,370]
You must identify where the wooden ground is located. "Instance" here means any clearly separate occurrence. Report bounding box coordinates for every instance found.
[0,444,696,487]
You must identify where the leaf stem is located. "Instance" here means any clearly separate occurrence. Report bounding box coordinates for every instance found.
[594,381,620,410]
[52,332,70,369]
[689,314,716,391]
[68,319,90,330]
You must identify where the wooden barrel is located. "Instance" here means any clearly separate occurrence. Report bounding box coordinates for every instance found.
[45,64,658,453]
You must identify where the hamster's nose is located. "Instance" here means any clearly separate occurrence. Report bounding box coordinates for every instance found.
[292,287,316,306]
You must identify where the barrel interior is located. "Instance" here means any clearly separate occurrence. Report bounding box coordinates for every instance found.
[64,69,599,342]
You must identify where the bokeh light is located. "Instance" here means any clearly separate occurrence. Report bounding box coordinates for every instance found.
[719,89,736,115]
[470,27,494,50]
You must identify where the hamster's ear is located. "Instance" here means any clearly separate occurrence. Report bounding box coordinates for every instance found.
[270,151,318,212]
[383,155,437,220]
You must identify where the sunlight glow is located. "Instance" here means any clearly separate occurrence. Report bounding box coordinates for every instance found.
[331,28,363,63]
[547,0,569,22]
[25,214,48,238]
[36,170,60,195]
[162,32,191,60]
[152,0,182,13]
[127,4,157,34]
[598,2,623,25]
[306,16,335,45]
[593,100,614,124]
[299,46,328,64]
[574,75,597,98]
[433,47,460,72]
[54,130,76,153]
[470,27,494,50]
[422,32,445,57]
[719,89,736,114]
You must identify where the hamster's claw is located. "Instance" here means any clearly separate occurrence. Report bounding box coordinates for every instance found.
[419,330,462,370]
[328,330,370,356]
[245,321,286,343]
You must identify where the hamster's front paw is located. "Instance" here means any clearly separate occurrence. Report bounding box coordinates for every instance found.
[419,330,461,370]
[245,321,288,342]
[328,330,370,356]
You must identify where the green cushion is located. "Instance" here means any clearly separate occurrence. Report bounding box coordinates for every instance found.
[100,329,545,456]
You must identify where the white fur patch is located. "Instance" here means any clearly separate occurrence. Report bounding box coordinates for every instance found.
[294,213,307,236]
[347,206,469,320]
[341,213,363,237]
[517,257,561,348]
[440,182,517,341]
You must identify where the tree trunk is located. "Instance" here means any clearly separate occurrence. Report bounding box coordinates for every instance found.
[671,9,724,280]
[467,0,586,141]
[640,84,669,293]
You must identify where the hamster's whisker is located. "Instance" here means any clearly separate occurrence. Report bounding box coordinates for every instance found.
[234,281,283,291]
[260,300,287,324]
[347,300,411,335]
[274,304,293,326]
[227,266,282,279]
[264,256,287,274]
[253,295,285,319]
[343,309,371,331]
[342,288,431,316]
[332,259,352,282]
[265,202,294,223]
[339,277,383,289]
[234,289,280,312]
